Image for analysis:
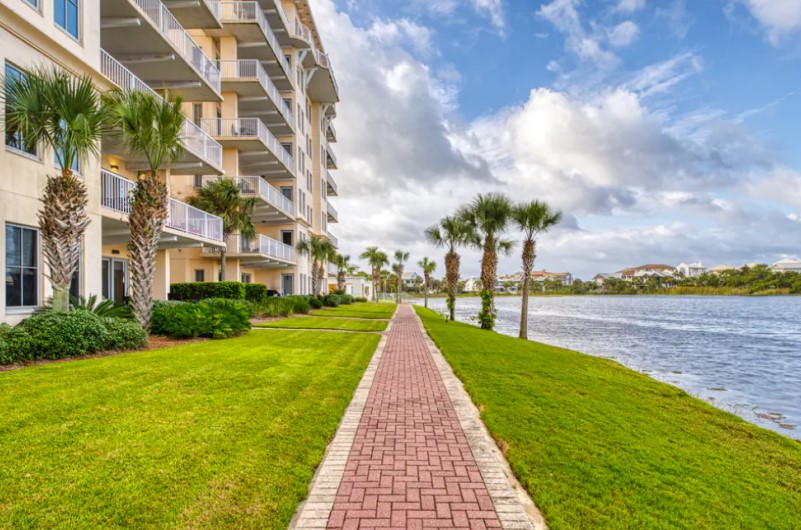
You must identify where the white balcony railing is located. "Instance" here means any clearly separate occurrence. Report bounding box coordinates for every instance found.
[101,169,224,242]
[326,120,337,142]
[202,176,295,217]
[327,230,338,248]
[291,17,339,95]
[218,60,294,126]
[200,117,295,175]
[327,201,338,220]
[100,50,223,171]
[217,2,291,78]
[325,142,338,168]
[237,234,296,262]
[325,169,338,195]
[129,0,220,92]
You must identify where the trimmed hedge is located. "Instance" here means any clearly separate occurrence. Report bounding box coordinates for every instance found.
[354,297,368,303]
[308,297,323,309]
[0,311,148,365]
[151,298,251,339]
[244,284,268,302]
[169,282,246,302]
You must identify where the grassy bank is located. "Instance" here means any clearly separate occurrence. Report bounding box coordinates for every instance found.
[0,330,379,529]
[314,302,397,319]
[257,315,388,332]
[415,306,801,530]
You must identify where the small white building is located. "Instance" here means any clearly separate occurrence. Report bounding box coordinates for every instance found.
[709,264,737,275]
[401,272,422,288]
[771,258,801,273]
[463,278,481,292]
[329,275,372,299]
[676,262,707,278]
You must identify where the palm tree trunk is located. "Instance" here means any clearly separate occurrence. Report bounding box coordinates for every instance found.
[38,170,90,312]
[424,274,429,308]
[128,176,168,328]
[317,263,326,295]
[311,259,319,295]
[445,250,459,321]
[519,239,535,339]
[479,236,498,330]
[372,268,379,302]
[337,271,345,291]
[220,246,227,281]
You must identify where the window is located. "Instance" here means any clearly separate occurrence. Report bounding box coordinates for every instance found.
[241,273,252,284]
[6,224,39,308]
[280,186,293,202]
[281,230,293,246]
[55,145,80,175]
[281,142,293,155]
[194,269,205,282]
[55,0,80,39]
[192,103,203,126]
[284,54,292,68]
[5,64,37,156]
[307,171,312,191]
[69,246,82,300]
[23,0,39,10]
[193,175,204,188]
[102,258,128,304]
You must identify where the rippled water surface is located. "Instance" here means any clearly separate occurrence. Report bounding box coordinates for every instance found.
[423,295,801,439]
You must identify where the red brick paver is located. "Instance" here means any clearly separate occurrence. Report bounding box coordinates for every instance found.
[327,305,501,530]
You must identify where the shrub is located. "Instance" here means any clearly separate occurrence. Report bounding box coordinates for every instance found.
[308,296,323,309]
[354,297,368,303]
[103,318,148,350]
[70,295,134,320]
[169,281,246,301]
[244,283,268,302]
[286,295,310,314]
[14,311,109,361]
[0,324,13,364]
[151,299,251,339]
[340,295,354,305]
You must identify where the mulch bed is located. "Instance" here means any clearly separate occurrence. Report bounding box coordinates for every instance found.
[0,335,207,373]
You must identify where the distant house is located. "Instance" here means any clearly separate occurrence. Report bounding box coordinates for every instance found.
[593,273,614,285]
[616,264,675,281]
[771,258,801,273]
[463,278,481,292]
[329,276,372,299]
[401,271,421,288]
[676,262,707,278]
[709,264,737,275]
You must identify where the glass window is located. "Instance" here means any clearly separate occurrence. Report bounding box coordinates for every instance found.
[5,64,37,156]
[194,269,205,282]
[6,224,39,308]
[55,0,80,39]
[69,247,81,300]
[55,144,81,175]
[241,273,252,284]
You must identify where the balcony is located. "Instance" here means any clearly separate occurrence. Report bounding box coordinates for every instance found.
[219,60,294,135]
[205,234,295,268]
[327,230,338,249]
[326,120,337,143]
[100,169,224,247]
[202,176,295,223]
[100,50,223,174]
[163,0,221,29]
[326,201,338,223]
[211,2,293,90]
[201,117,295,179]
[325,169,338,197]
[288,17,339,104]
[325,142,338,170]
[100,0,221,101]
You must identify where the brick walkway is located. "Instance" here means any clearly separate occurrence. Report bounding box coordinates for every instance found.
[326,305,502,530]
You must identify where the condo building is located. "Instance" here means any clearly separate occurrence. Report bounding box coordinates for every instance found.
[0,0,340,323]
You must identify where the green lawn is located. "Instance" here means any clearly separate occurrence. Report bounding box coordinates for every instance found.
[257,316,388,332]
[415,306,801,530]
[0,331,379,529]
[314,302,397,319]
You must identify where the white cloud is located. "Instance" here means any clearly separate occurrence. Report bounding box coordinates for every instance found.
[410,0,505,33]
[740,0,801,44]
[608,21,639,48]
[471,0,505,33]
[615,0,646,13]
[538,0,619,70]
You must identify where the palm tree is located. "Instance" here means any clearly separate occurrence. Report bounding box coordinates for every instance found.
[297,236,334,295]
[458,193,515,330]
[104,89,185,327]
[512,201,562,339]
[333,253,351,291]
[393,250,410,303]
[418,257,437,308]
[187,178,256,280]
[359,246,388,302]
[425,215,472,322]
[3,66,109,311]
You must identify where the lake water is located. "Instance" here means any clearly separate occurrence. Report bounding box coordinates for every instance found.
[422,295,801,440]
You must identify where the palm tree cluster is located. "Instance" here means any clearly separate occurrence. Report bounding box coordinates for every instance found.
[425,193,561,336]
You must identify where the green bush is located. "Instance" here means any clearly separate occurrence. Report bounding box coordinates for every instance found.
[169,281,246,301]
[354,297,368,303]
[0,324,13,364]
[103,318,148,350]
[322,294,340,307]
[286,296,310,314]
[244,284,268,302]
[308,297,323,309]
[254,296,308,318]
[14,311,109,361]
[151,299,251,339]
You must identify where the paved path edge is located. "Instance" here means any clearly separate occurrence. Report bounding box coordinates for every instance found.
[289,306,398,530]
[413,310,548,530]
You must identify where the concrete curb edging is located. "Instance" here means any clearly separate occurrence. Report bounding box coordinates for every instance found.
[289,306,398,529]
[414,310,548,530]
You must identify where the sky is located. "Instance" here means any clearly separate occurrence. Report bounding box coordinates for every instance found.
[310,0,801,280]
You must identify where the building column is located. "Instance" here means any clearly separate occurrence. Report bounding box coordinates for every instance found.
[153,249,171,300]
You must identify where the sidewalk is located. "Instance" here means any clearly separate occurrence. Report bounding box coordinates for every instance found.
[292,305,541,530]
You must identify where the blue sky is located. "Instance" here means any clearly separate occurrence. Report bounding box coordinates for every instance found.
[313,0,801,278]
